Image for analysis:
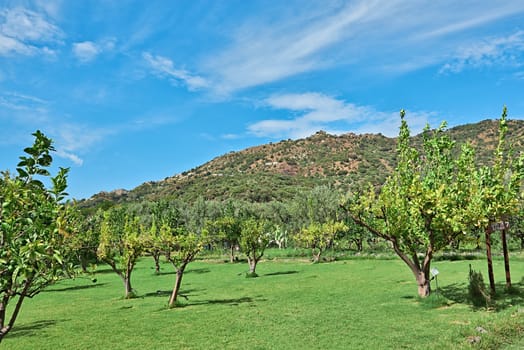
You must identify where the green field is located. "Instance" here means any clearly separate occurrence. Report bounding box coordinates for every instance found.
[4,254,524,349]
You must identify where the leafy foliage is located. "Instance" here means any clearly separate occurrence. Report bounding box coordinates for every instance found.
[0,131,71,341]
[346,111,480,297]
[97,207,145,298]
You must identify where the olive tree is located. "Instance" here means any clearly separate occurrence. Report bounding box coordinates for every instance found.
[0,131,71,342]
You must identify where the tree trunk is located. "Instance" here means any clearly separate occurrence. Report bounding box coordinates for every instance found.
[485,227,496,295]
[0,277,32,343]
[416,270,431,297]
[153,252,161,274]
[392,241,432,298]
[124,276,133,299]
[356,239,363,252]
[230,245,235,263]
[248,257,257,274]
[78,253,88,273]
[169,266,186,308]
[501,228,511,289]
[312,250,321,263]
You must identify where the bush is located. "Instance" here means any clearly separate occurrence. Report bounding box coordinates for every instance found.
[468,265,491,307]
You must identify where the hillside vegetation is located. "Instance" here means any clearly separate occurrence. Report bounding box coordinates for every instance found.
[79,119,524,208]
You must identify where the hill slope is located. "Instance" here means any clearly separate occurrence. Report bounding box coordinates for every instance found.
[79,119,524,208]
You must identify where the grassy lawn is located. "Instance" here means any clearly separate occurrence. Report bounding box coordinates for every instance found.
[4,255,524,349]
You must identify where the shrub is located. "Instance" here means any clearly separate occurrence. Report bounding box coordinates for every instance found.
[468,265,491,307]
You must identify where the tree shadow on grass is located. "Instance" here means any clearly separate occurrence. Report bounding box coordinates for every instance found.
[44,282,107,293]
[439,282,524,311]
[155,268,211,277]
[263,270,299,277]
[186,268,211,274]
[191,296,267,307]
[143,288,202,298]
[91,267,115,274]
[8,319,69,338]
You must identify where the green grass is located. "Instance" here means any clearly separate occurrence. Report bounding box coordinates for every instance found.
[4,257,524,349]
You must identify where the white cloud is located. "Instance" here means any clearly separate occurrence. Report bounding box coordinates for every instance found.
[55,149,83,166]
[248,92,435,139]
[0,91,49,117]
[143,52,208,91]
[50,123,116,166]
[206,2,376,94]
[72,41,99,62]
[0,32,33,55]
[440,30,524,74]
[0,7,63,56]
[72,38,116,63]
[202,1,524,94]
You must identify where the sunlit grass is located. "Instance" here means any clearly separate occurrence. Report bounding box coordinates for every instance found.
[4,257,524,349]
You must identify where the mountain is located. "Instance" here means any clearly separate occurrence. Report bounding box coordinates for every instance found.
[78,119,524,209]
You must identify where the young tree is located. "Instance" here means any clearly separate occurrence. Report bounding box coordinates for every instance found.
[0,131,72,342]
[239,219,271,277]
[154,223,207,308]
[62,209,101,273]
[345,111,477,297]
[206,216,241,263]
[296,221,348,263]
[472,107,524,293]
[97,208,145,298]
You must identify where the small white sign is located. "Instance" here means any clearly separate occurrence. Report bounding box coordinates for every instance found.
[491,221,510,231]
[430,268,439,277]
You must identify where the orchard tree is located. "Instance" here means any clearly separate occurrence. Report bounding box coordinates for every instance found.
[239,218,271,277]
[471,107,524,293]
[296,221,348,263]
[153,223,208,308]
[62,209,101,273]
[206,216,241,263]
[0,131,72,342]
[97,208,145,298]
[145,200,183,274]
[345,111,478,297]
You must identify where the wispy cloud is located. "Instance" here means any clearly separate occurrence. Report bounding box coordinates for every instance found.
[206,1,377,94]
[440,30,524,74]
[72,38,115,63]
[51,123,114,166]
[202,1,524,94]
[143,52,208,91]
[0,7,63,56]
[0,91,49,120]
[248,92,435,139]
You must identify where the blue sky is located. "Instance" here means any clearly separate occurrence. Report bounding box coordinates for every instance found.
[1,1,524,199]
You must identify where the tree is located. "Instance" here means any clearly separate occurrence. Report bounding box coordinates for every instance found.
[345,111,477,297]
[97,208,145,298]
[472,107,524,293]
[145,200,183,274]
[0,131,71,342]
[296,221,348,263]
[63,209,101,273]
[154,224,207,308]
[239,219,271,277]
[206,216,241,263]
